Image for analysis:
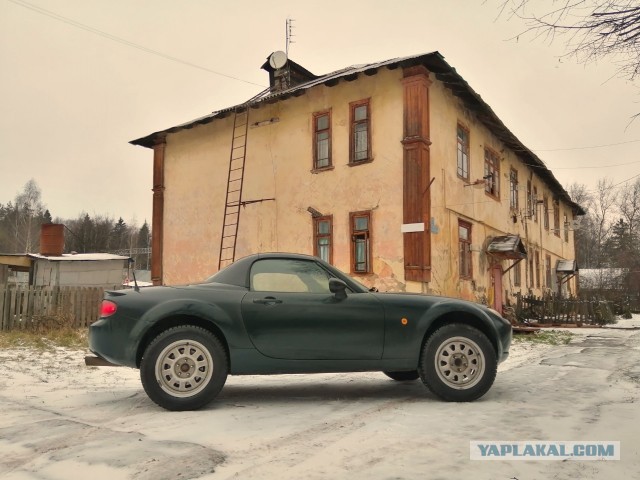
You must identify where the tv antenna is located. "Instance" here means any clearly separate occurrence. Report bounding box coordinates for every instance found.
[286,18,295,56]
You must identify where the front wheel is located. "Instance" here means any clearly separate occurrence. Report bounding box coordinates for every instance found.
[419,324,497,402]
[140,326,228,411]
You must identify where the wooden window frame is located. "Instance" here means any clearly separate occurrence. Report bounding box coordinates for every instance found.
[484,147,500,199]
[313,215,333,264]
[458,220,473,280]
[545,254,552,288]
[532,186,538,222]
[535,250,541,288]
[543,196,549,230]
[564,214,569,242]
[349,99,372,165]
[513,260,521,286]
[457,123,470,181]
[527,180,533,218]
[553,201,560,237]
[509,168,518,210]
[350,211,372,274]
[312,110,332,171]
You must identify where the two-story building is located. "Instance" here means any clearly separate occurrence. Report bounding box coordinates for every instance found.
[131,51,584,312]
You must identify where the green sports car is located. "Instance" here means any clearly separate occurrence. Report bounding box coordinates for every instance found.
[88,253,512,411]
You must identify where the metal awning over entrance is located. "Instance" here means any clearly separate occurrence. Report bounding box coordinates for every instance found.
[486,235,527,260]
[556,259,578,286]
[486,235,527,275]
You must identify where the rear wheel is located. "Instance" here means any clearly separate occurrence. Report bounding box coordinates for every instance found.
[419,324,496,402]
[140,326,228,411]
[383,370,419,381]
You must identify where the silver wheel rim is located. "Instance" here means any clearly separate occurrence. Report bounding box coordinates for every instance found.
[434,336,485,390]
[155,340,213,398]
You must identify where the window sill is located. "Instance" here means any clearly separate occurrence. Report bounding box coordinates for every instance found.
[484,192,500,201]
[311,166,334,174]
[348,158,374,167]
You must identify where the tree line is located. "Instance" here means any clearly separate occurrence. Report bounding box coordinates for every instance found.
[0,180,151,269]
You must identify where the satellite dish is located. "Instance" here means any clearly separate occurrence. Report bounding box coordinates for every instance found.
[269,51,288,69]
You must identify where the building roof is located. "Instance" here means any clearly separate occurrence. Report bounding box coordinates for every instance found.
[1,253,130,263]
[28,253,130,262]
[130,51,585,215]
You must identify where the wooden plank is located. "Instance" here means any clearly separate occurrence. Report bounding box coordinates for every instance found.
[0,287,6,331]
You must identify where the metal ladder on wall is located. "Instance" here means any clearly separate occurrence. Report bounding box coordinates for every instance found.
[218,107,250,270]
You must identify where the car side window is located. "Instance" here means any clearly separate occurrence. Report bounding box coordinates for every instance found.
[250,259,331,293]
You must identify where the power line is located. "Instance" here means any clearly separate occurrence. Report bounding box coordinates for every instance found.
[532,139,640,152]
[7,0,266,88]
[612,173,640,188]
[550,159,640,170]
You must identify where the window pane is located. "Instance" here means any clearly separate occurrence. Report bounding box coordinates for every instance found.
[317,239,330,263]
[251,259,330,293]
[355,237,367,272]
[457,126,469,179]
[354,124,368,160]
[354,105,368,121]
[354,216,368,231]
[316,114,329,131]
[317,220,330,234]
[316,133,329,167]
[458,225,468,241]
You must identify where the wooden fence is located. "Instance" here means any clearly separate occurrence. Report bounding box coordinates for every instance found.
[0,286,104,331]
[515,293,616,325]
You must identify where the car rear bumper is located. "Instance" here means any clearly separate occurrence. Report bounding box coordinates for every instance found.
[88,317,138,368]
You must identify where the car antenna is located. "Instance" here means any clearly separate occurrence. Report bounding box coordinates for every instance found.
[128,257,140,292]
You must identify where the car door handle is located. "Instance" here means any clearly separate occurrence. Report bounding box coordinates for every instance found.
[253,297,283,305]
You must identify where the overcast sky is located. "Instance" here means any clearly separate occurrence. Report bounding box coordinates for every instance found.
[1,0,638,226]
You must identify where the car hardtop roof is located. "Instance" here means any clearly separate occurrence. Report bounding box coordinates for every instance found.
[208,252,368,292]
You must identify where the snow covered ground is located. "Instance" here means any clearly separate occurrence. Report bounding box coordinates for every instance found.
[1,317,639,479]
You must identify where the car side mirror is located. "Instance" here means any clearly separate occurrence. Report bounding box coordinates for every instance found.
[329,278,348,300]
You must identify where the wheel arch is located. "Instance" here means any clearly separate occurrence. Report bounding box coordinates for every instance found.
[421,311,500,357]
[135,315,230,368]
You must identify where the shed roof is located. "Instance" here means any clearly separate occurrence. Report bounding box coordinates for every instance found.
[130,51,584,215]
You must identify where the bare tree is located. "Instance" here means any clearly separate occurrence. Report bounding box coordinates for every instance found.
[567,182,597,267]
[497,1,640,82]
[593,178,619,266]
[616,177,640,233]
[14,179,46,253]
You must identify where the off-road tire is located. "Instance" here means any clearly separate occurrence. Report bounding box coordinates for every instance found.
[418,323,496,402]
[140,325,228,411]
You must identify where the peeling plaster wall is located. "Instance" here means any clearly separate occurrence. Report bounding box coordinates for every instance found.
[159,66,579,302]
[423,80,578,303]
[162,69,405,287]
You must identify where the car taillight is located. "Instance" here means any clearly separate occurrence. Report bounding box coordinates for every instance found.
[100,300,117,317]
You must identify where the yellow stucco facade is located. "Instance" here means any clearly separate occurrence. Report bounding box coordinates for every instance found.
[135,53,582,311]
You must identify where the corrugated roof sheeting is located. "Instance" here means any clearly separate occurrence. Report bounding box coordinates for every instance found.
[129,51,584,214]
[486,235,528,259]
[556,259,578,273]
